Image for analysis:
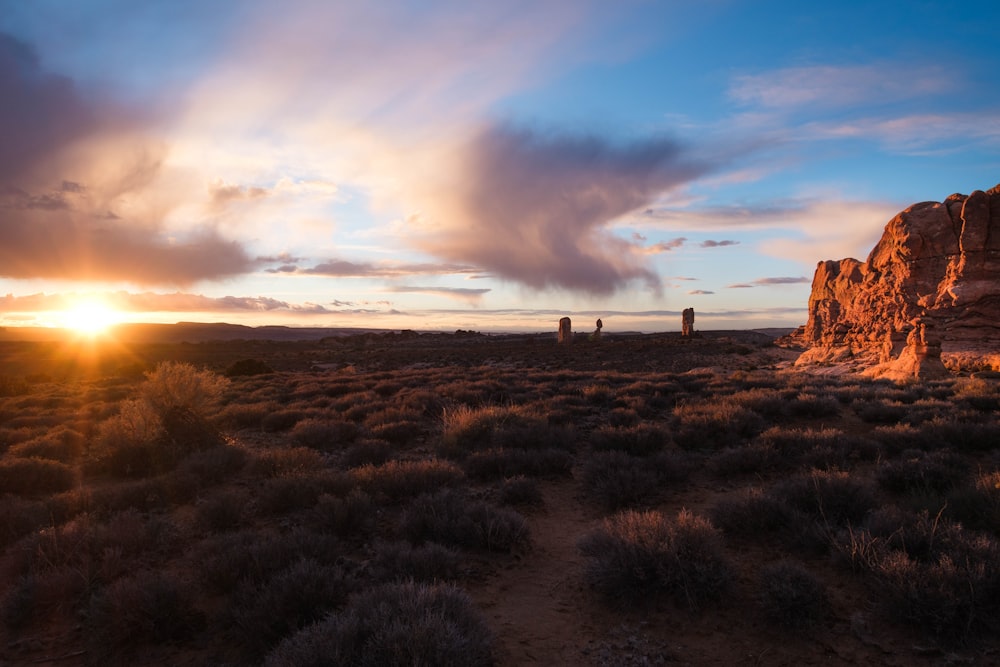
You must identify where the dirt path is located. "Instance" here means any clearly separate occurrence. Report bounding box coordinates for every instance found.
[471,478,603,666]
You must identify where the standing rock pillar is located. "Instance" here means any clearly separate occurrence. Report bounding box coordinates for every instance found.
[681,308,695,337]
[558,317,572,344]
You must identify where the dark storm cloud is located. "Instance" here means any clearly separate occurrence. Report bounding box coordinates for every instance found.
[0,34,95,185]
[0,33,255,284]
[419,123,711,295]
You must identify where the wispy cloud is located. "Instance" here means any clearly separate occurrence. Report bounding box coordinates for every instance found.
[688,289,714,295]
[384,285,491,304]
[637,195,900,265]
[729,64,951,111]
[292,260,480,278]
[751,276,809,285]
[699,239,739,248]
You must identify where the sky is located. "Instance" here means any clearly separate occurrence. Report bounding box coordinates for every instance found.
[1,0,998,333]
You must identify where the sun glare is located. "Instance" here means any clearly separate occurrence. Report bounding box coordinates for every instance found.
[61,300,121,335]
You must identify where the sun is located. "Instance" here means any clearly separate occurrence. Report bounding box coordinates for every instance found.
[61,299,121,335]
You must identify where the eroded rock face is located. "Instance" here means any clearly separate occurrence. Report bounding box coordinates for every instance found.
[794,184,1000,374]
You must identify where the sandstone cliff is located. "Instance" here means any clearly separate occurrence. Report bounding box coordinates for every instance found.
[791,184,1000,376]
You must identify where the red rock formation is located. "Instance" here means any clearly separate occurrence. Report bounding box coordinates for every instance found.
[794,184,1000,375]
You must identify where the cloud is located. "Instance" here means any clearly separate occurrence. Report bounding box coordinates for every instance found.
[727,283,754,289]
[687,289,714,295]
[729,64,950,111]
[295,260,480,278]
[752,276,809,285]
[699,239,739,248]
[0,33,254,284]
[384,285,491,304]
[638,195,901,265]
[643,237,687,254]
[409,123,711,295]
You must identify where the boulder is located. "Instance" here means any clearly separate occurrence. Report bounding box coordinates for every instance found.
[793,184,1000,375]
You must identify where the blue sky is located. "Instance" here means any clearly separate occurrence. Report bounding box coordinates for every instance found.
[1,0,998,332]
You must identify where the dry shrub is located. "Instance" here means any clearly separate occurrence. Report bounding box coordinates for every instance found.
[215,400,279,429]
[590,424,670,457]
[579,509,732,609]
[369,420,423,445]
[580,450,688,512]
[195,487,250,533]
[946,470,1000,535]
[756,560,829,630]
[672,400,765,451]
[261,408,310,432]
[0,495,50,549]
[308,490,376,538]
[401,489,529,553]
[463,447,573,481]
[229,558,355,658]
[772,469,877,527]
[8,428,85,463]
[140,361,228,417]
[291,418,360,450]
[0,457,75,495]
[709,488,798,540]
[497,476,543,509]
[876,449,969,496]
[351,459,464,503]
[249,447,325,478]
[263,582,495,667]
[369,540,461,582]
[343,439,392,468]
[835,511,1000,645]
[177,444,248,485]
[86,570,203,657]
[225,358,274,377]
[439,404,517,454]
[925,418,1000,453]
[709,443,783,478]
[196,529,343,595]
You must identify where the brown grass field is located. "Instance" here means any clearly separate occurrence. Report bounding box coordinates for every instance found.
[0,329,998,666]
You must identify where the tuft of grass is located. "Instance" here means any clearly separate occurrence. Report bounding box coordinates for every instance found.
[263,582,495,667]
[578,509,732,609]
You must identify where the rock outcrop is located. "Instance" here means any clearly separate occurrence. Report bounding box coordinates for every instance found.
[792,184,1000,376]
